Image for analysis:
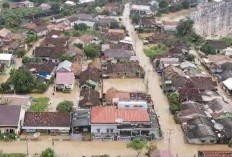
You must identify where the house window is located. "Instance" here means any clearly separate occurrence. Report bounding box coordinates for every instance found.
[110,129,113,133]
[106,129,110,134]
[97,129,100,134]
[125,105,129,108]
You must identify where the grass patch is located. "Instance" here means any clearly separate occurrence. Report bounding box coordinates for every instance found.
[144,44,167,59]
[29,97,49,112]
[0,152,26,157]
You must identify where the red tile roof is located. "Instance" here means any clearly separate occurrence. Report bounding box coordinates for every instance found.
[91,106,150,124]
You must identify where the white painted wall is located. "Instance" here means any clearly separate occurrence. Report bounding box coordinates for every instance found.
[91,124,117,134]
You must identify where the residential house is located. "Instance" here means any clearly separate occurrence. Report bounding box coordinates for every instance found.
[51,15,67,24]
[79,88,101,109]
[180,61,197,71]
[65,15,95,29]
[78,0,95,4]
[0,105,24,135]
[147,32,169,44]
[182,117,217,144]
[42,37,68,47]
[22,112,70,134]
[0,28,11,40]
[71,109,90,134]
[65,1,76,6]
[55,72,75,91]
[79,67,101,91]
[162,21,179,32]
[39,3,51,10]
[223,47,232,57]
[103,2,121,15]
[91,106,158,141]
[130,5,152,16]
[47,30,63,38]
[72,62,82,77]
[57,60,72,72]
[0,95,31,109]
[198,151,232,157]
[24,62,56,79]
[104,49,132,62]
[103,29,125,43]
[222,78,232,95]
[29,26,48,37]
[138,18,161,31]
[34,46,66,63]
[102,62,144,78]
[94,18,118,32]
[105,87,130,104]
[67,45,85,63]
[70,35,99,46]
[18,0,34,8]
[0,54,13,67]
[117,100,148,109]
[207,41,227,53]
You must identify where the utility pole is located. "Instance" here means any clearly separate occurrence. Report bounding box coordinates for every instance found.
[167,129,174,152]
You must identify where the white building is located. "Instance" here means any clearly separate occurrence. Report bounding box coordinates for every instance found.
[131,5,152,16]
[90,106,157,140]
[78,0,95,4]
[117,100,148,109]
[222,78,232,95]
[0,53,13,66]
[65,0,76,6]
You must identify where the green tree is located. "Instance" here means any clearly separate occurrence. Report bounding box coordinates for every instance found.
[109,21,119,29]
[10,69,36,93]
[159,0,169,8]
[25,34,38,44]
[168,93,181,114]
[51,3,60,12]
[59,53,71,62]
[131,14,141,25]
[56,101,73,112]
[40,148,55,157]
[186,54,195,62]
[74,23,88,31]
[15,49,26,58]
[182,0,190,9]
[22,56,31,64]
[200,43,216,55]
[127,138,147,157]
[228,139,232,147]
[84,44,100,58]
[177,18,194,37]
[2,2,10,9]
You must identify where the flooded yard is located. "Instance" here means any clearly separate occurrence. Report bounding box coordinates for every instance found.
[103,78,146,93]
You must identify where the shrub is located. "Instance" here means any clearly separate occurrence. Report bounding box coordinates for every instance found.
[144,44,166,59]
[200,43,216,55]
[56,101,74,112]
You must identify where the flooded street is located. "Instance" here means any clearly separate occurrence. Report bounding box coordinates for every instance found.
[0,141,137,157]
[122,3,232,156]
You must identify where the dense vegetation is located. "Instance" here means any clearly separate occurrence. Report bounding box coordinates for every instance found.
[144,44,166,59]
